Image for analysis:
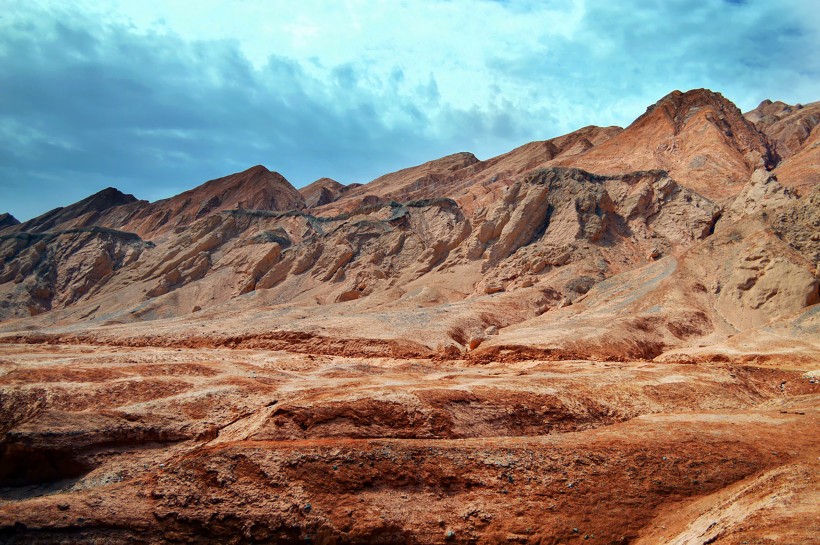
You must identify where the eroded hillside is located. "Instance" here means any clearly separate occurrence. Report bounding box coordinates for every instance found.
[0,88,817,544]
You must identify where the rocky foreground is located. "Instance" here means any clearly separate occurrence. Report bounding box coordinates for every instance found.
[0,89,818,543]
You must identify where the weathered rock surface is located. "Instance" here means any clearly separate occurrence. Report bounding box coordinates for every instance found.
[0,88,818,544]
[744,99,820,195]
[745,99,819,159]
[300,177,360,208]
[0,213,19,231]
[2,188,138,235]
[0,228,148,318]
[0,344,816,544]
[557,89,779,200]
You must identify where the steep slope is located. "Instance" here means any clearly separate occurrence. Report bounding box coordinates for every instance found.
[771,128,820,195]
[2,188,138,235]
[475,172,819,362]
[0,227,149,318]
[557,89,778,200]
[317,126,622,216]
[93,165,306,239]
[744,99,819,159]
[0,166,306,241]
[316,152,480,214]
[299,177,360,208]
[0,168,723,354]
[745,100,820,195]
[0,213,19,231]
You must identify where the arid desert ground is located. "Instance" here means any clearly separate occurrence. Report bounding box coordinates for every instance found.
[1,89,818,543]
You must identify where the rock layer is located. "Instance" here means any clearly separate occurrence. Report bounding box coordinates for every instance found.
[0,88,818,545]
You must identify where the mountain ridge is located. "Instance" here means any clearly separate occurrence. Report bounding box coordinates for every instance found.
[1,87,818,545]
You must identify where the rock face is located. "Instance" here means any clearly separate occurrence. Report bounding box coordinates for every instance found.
[316,126,624,217]
[299,177,358,208]
[3,188,138,235]
[99,165,306,239]
[556,89,779,200]
[0,88,818,545]
[0,228,148,318]
[0,167,724,336]
[0,213,19,230]
[745,99,819,159]
[745,100,820,195]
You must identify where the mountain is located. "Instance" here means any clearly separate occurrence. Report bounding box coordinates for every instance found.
[316,89,785,213]
[0,89,818,544]
[0,166,305,241]
[555,89,779,200]
[1,187,137,235]
[316,125,622,216]
[299,177,360,208]
[745,99,820,195]
[0,213,19,230]
[744,99,819,158]
[93,165,306,238]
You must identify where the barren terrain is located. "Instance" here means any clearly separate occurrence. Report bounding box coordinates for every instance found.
[0,89,818,543]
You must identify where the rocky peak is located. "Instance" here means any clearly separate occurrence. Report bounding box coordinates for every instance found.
[745,100,819,162]
[85,187,139,210]
[300,178,347,208]
[0,213,20,231]
[558,88,780,199]
[744,99,800,126]
[8,187,138,234]
[638,89,754,136]
[99,165,307,238]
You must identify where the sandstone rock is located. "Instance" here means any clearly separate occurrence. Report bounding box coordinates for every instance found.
[300,178,358,208]
[556,89,779,200]
[1,88,819,545]
[726,169,798,220]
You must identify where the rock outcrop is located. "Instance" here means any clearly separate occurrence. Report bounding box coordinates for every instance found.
[745,99,819,159]
[3,188,138,235]
[0,88,818,545]
[0,227,148,318]
[744,100,820,195]
[97,165,306,239]
[557,89,780,200]
[0,213,19,231]
[300,177,359,208]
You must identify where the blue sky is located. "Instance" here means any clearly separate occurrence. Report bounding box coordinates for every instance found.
[1,0,818,221]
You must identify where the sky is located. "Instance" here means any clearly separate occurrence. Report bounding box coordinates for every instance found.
[1,0,818,221]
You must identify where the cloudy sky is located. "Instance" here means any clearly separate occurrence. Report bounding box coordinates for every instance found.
[1,0,818,220]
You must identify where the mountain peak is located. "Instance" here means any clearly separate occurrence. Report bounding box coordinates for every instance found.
[0,212,20,231]
[7,186,138,234]
[244,164,272,176]
[300,177,354,208]
[640,88,737,125]
[555,88,779,200]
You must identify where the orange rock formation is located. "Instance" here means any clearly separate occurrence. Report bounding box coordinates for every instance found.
[0,89,817,544]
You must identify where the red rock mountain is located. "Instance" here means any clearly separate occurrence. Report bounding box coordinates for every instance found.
[299,177,360,208]
[97,165,305,239]
[3,187,137,235]
[316,125,622,216]
[555,89,779,200]
[0,88,818,545]
[744,99,820,194]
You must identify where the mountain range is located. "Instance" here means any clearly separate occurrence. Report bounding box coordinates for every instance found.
[0,88,818,544]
